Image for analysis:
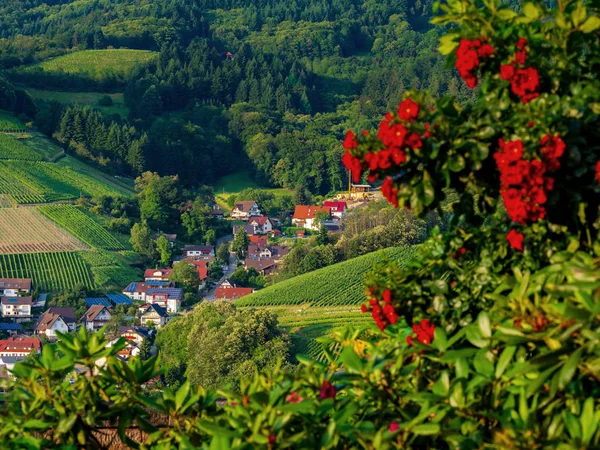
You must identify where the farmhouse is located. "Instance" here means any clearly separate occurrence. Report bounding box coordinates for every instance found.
[323,201,348,218]
[0,337,41,358]
[139,304,169,327]
[247,216,273,234]
[81,305,113,332]
[182,245,215,257]
[144,268,172,281]
[0,278,32,297]
[292,206,332,231]
[34,307,77,339]
[231,201,261,221]
[215,280,254,300]
[1,296,33,322]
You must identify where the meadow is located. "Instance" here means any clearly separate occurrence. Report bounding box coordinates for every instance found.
[38,205,125,251]
[214,171,292,212]
[0,208,86,254]
[25,89,129,118]
[21,50,158,80]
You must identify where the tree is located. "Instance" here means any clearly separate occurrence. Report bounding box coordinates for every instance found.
[316,225,330,246]
[135,172,180,230]
[204,229,216,246]
[216,242,230,264]
[170,262,200,292]
[130,221,156,259]
[231,228,250,260]
[156,236,172,266]
[140,85,163,117]
[139,338,152,361]
[180,197,213,241]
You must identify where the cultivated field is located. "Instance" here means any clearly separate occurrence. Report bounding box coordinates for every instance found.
[25,89,129,118]
[0,111,26,132]
[22,49,157,80]
[0,251,95,291]
[0,133,44,161]
[236,247,417,307]
[78,250,141,289]
[39,205,124,250]
[0,208,86,254]
[19,134,64,161]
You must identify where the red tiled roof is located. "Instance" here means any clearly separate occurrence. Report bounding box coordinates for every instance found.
[0,278,32,291]
[250,235,268,245]
[323,201,347,212]
[215,286,254,300]
[144,268,172,279]
[197,267,209,280]
[1,296,32,305]
[81,305,111,322]
[0,337,41,354]
[234,201,258,212]
[292,206,332,220]
[249,216,270,226]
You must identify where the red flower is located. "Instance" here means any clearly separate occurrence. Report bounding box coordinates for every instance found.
[360,304,368,313]
[528,121,535,128]
[287,392,303,403]
[342,151,363,183]
[596,161,600,184]
[510,67,540,102]
[319,381,336,400]
[398,98,420,122]
[408,319,435,345]
[379,122,408,149]
[389,422,400,432]
[477,44,494,58]
[383,303,399,324]
[391,148,406,166]
[456,38,493,88]
[464,75,478,89]
[516,38,528,50]
[506,229,524,251]
[381,177,399,207]
[405,133,423,149]
[383,289,392,303]
[500,64,515,80]
[343,131,358,150]
[540,134,566,172]
[424,123,433,138]
[268,435,276,445]
[514,51,527,65]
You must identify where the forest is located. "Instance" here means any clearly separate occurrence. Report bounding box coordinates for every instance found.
[0,0,477,195]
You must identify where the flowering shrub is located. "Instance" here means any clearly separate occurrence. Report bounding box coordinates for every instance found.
[1,1,600,448]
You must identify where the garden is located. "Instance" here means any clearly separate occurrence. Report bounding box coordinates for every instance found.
[0,1,599,448]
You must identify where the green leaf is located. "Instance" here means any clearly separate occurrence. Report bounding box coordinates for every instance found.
[496,9,518,20]
[477,312,491,339]
[438,34,459,55]
[422,171,435,206]
[433,327,448,352]
[558,348,582,390]
[580,397,598,445]
[210,434,231,450]
[466,326,487,348]
[339,346,363,373]
[564,411,582,440]
[572,1,587,27]
[580,16,600,33]
[473,351,494,378]
[412,424,441,436]
[495,346,516,379]
[523,3,540,20]
[432,371,450,397]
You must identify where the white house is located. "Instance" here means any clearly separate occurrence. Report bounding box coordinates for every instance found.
[34,307,77,339]
[81,305,113,331]
[0,337,41,358]
[0,278,32,297]
[123,281,175,302]
[231,201,261,221]
[247,216,273,234]
[139,304,169,328]
[292,205,332,231]
[1,296,32,322]
[323,201,348,218]
[182,245,215,257]
[146,289,183,313]
[144,268,172,281]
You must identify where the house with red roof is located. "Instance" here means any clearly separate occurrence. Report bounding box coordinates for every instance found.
[215,280,254,300]
[292,206,332,230]
[248,216,273,234]
[250,235,268,245]
[144,268,172,281]
[323,201,348,218]
[0,337,41,357]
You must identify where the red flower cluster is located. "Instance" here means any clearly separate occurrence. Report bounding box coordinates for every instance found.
[596,161,600,184]
[406,319,435,345]
[319,381,336,400]
[494,138,555,224]
[381,177,399,207]
[362,289,399,331]
[398,98,420,122]
[540,134,566,172]
[286,392,303,403]
[506,229,524,251]
[342,131,364,183]
[500,38,540,104]
[455,38,494,88]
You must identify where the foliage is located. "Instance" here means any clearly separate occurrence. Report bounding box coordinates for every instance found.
[170,262,201,292]
[230,266,266,290]
[0,133,43,161]
[231,228,251,260]
[129,221,156,260]
[217,242,230,264]
[155,235,172,267]
[135,171,180,230]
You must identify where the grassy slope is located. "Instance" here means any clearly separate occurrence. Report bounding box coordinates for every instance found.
[25,89,129,118]
[214,171,292,212]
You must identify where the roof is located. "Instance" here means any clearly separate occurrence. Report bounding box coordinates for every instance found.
[215,286,254,300]
[106,294,133,305]
[212,205,224,216]
[140,303,168,317]
[249,216,271,226]
[234,201,258,212]
[182,245,214,253]
[0,323,21,331]
[0,337,41,354]
[84,298,112,307]
[81,305,111,322]
[1,296,32,306]
[34,307,76,332]
[124,281,172,293]
[244,259,278,272]
[144,268,172,278]
[292,206,332,220]
[250,235,268,245]
[147,288,183,300]
[0,278,32,290]
[48,307,77,323]
[152,233,177,242]
[323,201,347,212]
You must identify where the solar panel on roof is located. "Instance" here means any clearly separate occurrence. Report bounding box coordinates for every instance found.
[106,294,133,305]
[0,323,21,330]
[124,282,138,293]
[84,298,112,307]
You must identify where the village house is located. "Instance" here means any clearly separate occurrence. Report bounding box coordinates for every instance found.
[247,216,273,234]
[212,204,225,220]
[0,278,32,297]
[123,281,174,302]
[144,268,172,282]
[233,223,259,236]
[1,296,33,322]
[34,307,77,339]
[81,305,113,332]
[139,304,169,327]
[323,201,348,218]
[152,233,177,248]
[182,245,215,257]
[0,356,23,374]
[145,288,183,313]
[244,259,279,276]
[247,244,289,261]
[215,280,254,300]
[231,201,261,221]
[292,206,333,231]
[119,326,153,346]
[250,235,268,245]
[0,337,41,358]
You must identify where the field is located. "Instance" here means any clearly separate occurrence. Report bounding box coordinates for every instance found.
[214,171,292,212]
[24,89,129,118]
[18,134,64,161]
[0,111,26,132]
[236,247,417,307]
[0,208,87,254]
[0,134,44,161]
[78,250,141,290]
[22,50,157,80]
[0,251,95,291]
[38,205,124,250]
[56,156,135,195]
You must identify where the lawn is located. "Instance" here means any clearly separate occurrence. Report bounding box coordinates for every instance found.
[214,171,292,212]
[25,89,129,118]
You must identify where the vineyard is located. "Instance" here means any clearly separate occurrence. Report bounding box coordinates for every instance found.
[19,134,64,161]
[21,50,158,80]
[78,250,141,289]
[236,247,417,307]
[39,205,124,250]
[0,251,95,291]
[0,208,86,254]
[0,111,26,132]
[0,134,44,161]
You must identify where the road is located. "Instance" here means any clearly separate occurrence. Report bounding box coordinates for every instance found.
[204,234,236,301]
